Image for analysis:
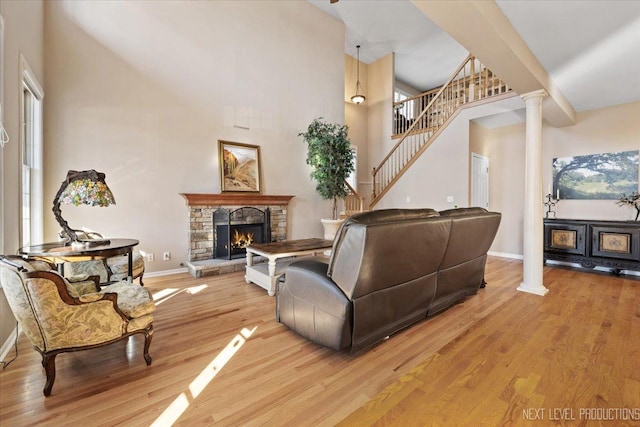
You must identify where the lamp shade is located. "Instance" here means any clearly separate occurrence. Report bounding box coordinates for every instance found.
[59,176,115,207]
[53,169,115,245]
[351,94,366,104]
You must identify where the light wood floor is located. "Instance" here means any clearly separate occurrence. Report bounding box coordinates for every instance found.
[0,257,638,426]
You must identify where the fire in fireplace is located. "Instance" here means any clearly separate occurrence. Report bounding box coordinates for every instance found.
[232,229,254,249]
[214,207,271,259]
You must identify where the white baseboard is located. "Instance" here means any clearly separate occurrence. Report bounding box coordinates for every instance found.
[144,267,189,278]
[0,324,19,363]
[488,251,523,260]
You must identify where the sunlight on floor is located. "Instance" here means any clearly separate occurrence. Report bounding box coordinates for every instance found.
[152,284,209,305]
[152,288,179,302]
[185,284,208,295]
[150,326,257,427]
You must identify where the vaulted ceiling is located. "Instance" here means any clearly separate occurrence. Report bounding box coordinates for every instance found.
[309,0,640,114]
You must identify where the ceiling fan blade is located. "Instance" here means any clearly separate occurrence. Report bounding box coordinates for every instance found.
[330,0,339,3]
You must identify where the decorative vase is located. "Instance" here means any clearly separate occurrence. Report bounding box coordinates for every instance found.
[321,218,344,256]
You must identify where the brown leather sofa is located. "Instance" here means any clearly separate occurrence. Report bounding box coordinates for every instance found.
[277,207,501,353]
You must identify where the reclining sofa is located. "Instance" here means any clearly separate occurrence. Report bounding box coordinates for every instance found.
[277,207,501,353]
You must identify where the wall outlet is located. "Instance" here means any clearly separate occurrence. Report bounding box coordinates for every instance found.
[163,252,171,261]
[146,253,154,262]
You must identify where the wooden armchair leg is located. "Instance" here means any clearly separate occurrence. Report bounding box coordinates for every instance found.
[41,352,57,396]
[143,326,153,366]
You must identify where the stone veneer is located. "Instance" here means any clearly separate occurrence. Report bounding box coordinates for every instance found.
[181,194,294,262]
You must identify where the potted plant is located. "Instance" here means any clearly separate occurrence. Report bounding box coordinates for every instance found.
[299,118,355,239]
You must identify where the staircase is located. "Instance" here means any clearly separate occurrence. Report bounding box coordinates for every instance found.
[341,181,365,218]
[371,54,513,209]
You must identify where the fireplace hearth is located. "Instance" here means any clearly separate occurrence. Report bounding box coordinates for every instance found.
[214,207,271,259]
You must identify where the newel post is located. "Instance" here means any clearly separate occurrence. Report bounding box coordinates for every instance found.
[371,167,377,200]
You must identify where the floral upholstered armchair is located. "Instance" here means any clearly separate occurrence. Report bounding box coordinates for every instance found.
[63,251,146,285]
[0,256,155,396]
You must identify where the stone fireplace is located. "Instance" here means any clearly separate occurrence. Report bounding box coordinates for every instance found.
[181,193,294,264]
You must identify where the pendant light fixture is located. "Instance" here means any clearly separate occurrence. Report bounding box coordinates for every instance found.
[351,45,366,105]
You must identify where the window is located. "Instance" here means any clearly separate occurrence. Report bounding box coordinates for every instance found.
[394,89,417,135]
[394,89,415,119]
[19,55,44,247]
[21,87,34,245]
[347,146,357,191]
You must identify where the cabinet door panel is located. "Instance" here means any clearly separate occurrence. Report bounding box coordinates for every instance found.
[544,223,586,255]
[591,226,640,261]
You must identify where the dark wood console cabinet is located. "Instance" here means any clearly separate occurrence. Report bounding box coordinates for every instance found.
[543,219,640,274]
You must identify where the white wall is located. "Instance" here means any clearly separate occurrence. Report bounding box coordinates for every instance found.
[543,101,640,221]
[344,53,369,204]
[377,95,525,211]
[470,120,525,256]
[379,116,470,210]
[472,100,640,257]
[0,0,44,356]
[43,1,345,272]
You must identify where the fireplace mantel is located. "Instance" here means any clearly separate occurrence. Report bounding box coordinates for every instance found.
[180,193,294,206]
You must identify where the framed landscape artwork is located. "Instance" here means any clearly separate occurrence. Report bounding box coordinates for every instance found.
[219,140,261,193]
[552,150,639,200]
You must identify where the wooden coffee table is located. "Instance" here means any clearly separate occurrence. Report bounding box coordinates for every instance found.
[245,238,333,296]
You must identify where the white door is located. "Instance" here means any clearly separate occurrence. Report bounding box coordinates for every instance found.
[471,153,489,208]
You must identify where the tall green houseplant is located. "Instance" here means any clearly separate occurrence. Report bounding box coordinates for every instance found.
[300,118,355,220]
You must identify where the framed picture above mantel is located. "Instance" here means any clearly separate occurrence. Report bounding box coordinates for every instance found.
[219,140,262,193]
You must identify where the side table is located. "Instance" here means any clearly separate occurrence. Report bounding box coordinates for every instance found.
[18,238,140,283]
[245,238,333,296]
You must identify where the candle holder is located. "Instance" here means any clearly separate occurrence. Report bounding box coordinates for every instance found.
[544,193,559,218]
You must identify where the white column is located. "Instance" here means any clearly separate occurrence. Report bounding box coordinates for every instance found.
[517,89,549,296]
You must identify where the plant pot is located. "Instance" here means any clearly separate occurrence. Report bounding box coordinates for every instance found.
[321,218,344,240]
[321,218,344,256]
